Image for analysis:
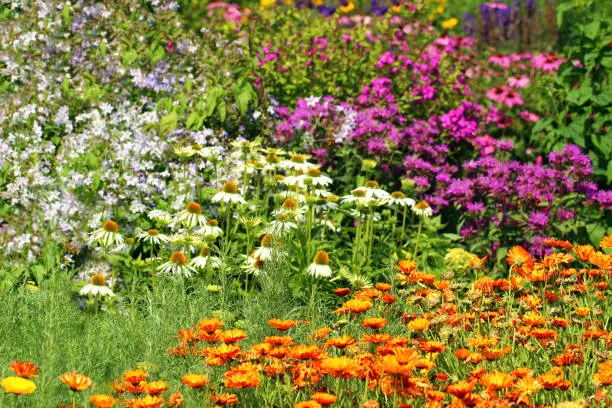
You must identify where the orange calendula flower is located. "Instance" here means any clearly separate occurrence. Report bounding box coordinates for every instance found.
[312,328,332,340]
[332,288,351,297]
[268,318,298,331]
[362,317,388,330]
[59,372,93,392]
[407,318,430,331]
[90,394,116,408]
[198,318,224,333]
[361,400,381,408]
[593,361,612,386]
[168,390,184,407]
[224,363,261,389]
[294,401,322,408]
[290,344,326,360]
[398,259,416,274]
[337,298,372,314]
[264,336,294,346]
[123,369,148,384]
[319,356,359,378]
[481,372,515,390]
[600,235,612,249]
[522,310,546,327]
[375,282,391,292]
[10,361,39,378]
[181,373,208,388]
[221,329,248,344]
[575,307,591,317]
[212,392,240,406]
[125,395,164,408]
[146,381,168,396]
[312,392,337,406]
[326,335,357,349]
[447,380,475,398]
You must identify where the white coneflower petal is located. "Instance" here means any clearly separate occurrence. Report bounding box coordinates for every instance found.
[212,182,246,204]
[413,201,433,217]
[79,274,115,297]
[306,250,333,278]
[90,220,124,247]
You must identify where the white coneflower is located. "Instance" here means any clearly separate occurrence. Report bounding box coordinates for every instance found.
[90,220,124,247]
[362,180,390,202]
[168,233,202,254]
[190,247,221,270]
[307,250,333,278]
[263,153,281,171]
[197,219,224,240]
[212,181,246,204]
[276,190,306,203]
[158,251,196,277]
[266,213,298,235]
[252,233,277,260]
[342,271,373,289]
[280,154,314,173]
[305,168,333,187]
[341,188,374,207]
[412,200,433,217]
[79,273,115,297]
[148,209,173,226]
[243,255,265,276]
[238,215,263,229]
[272,198,306,223]
[388,191,415,208]
[172,202,208,229]
[137,228,169,245]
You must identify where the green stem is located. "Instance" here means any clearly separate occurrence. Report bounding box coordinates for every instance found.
[224,202,232,253]
[412,217,423,262]
[400,206,408,244]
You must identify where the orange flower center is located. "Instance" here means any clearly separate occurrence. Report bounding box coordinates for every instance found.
[208,219,219,226]
[90,274,107,286]
[365,180,379,188]
[102,220,119,233]
[147,229,159,236]
[291,154,305,163]
[415,201,430,210]
[314,250,329,265]
[170,251,187,265]
[307,168,322,177]
[222,181,238,194]
[186,202,202,214]
[282,198,298,210]
[391,191,405,199]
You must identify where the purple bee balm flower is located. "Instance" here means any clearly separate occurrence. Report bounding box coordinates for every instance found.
[528,211,549,229]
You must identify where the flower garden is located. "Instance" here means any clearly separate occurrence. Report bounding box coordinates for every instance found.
[0,0,611,407]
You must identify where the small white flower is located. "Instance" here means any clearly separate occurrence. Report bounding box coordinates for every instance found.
[79,274,115,297]
[172,202,208,229]
[412,201,433,217]
[212,181,246,204]
[90,220,124,247]
[306,250,333,278]
[137,228,169,245]
[388,191,416,208]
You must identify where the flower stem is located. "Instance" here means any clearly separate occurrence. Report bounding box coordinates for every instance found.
[412,216,423,262]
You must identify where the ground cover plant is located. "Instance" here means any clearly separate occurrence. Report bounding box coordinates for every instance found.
[0,0,610,407]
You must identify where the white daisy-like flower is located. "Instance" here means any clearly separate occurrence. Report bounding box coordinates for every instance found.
[305,168,332,187]
[137,228,170,245]
[212,181,246,204]
[306,250,333,278]
[79,274,115,297]
[341,188,375,207]
[148,209,173,226]
[280,154,314,173]
[172,202,208,229]
[266,213,299,235]
[196,219,224,240]
[272,198,306,223]
[158,251,196,277]
[190,247,222,270]
[252,233,278,260]
[412,200,433,217]
[243,255,265,276]
[362,180,390,202]
[90,220,124,248]
[276,190,306,203]
[388,191,416,208]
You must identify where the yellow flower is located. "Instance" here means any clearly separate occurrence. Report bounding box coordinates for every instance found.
[340,1,355,13]
[260,0,275,7]
[1,376,37,395]
[442,18,458,29]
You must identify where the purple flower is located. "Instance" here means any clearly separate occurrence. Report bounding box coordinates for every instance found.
[528,211,549,229]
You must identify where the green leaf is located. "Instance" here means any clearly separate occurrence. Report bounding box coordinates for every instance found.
[159,110,178,135]
[582,20,601,40]
[593,88,612,106]
[566,85,593,106]
[587,223,606,247]
[186,111,200,129]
